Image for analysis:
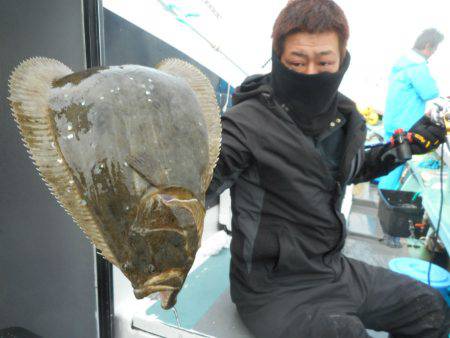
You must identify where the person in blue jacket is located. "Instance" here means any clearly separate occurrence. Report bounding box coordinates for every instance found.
[384,28,444,136]
[378,28,444,248]
[378,29,444,192]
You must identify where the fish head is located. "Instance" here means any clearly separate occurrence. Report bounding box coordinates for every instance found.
[124,187,205,308]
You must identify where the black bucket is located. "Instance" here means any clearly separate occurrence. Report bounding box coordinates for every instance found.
[378,190,424,237]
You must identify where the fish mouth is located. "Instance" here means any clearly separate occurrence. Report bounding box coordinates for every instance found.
[134,285,180,309]
[133,269,186,309]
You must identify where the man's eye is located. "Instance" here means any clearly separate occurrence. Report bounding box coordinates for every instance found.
[319,61,334,67]
[290,62,304,67]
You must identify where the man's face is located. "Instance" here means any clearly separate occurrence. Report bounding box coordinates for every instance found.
[423,43,438,59]
[280,31,341,75]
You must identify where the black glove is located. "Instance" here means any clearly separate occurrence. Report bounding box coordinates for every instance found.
[408,115,447,154]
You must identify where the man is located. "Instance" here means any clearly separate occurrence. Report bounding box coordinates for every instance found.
[379,28,444,191]
[207,1,448,337]
[379,28,444,248]
[384,28,443,137]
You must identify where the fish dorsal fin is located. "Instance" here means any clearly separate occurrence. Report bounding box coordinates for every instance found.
[156,59,221,189]
[8,57,119,266]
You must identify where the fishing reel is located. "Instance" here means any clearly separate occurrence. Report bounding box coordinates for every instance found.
[429,97,450,134]
[380,128,413,164]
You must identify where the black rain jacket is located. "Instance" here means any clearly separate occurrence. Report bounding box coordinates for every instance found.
[207,74,398,311]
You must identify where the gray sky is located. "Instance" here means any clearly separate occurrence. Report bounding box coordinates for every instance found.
[105,0,450,109]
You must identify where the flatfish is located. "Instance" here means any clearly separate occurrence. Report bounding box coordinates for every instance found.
[8,58,221,309]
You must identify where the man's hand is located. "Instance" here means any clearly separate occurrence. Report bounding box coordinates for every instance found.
[408,115,446,154]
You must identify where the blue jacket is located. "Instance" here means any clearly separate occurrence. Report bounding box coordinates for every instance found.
[384,50,439,137]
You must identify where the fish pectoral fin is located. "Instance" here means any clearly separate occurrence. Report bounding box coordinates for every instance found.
[126,153,159,186]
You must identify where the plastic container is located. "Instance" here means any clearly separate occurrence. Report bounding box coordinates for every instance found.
[378,189,424,237]
[389,257,450,306]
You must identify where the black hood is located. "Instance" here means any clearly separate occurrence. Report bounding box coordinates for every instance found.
[230,63,358,126]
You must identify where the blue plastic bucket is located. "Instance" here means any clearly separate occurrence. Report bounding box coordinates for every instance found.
[389,257,450,306]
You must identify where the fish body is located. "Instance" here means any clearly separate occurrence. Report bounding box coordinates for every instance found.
[9,58,221,309]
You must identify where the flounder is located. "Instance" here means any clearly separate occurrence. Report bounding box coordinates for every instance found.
[8,57,221,309]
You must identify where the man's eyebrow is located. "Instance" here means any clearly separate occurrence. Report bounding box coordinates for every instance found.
[290,50,336,58]
[317,50,334,56]
[291,51,308,58]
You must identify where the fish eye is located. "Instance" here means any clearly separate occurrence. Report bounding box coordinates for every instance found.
[161,194,173,202]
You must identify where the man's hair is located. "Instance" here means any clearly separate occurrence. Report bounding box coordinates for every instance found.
[272,0,349,57]
[413,28,444,51]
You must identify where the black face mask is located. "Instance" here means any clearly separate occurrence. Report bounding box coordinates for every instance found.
[271,51,351,136]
